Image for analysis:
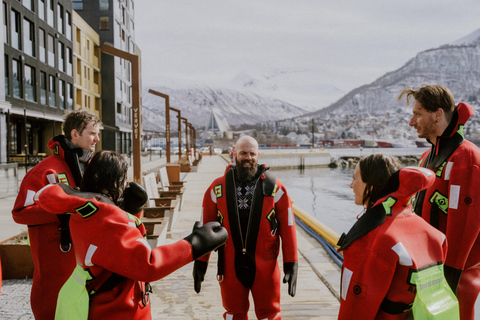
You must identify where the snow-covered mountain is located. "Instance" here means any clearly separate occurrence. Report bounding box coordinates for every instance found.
[141,84,308,132]
[228,69,344,112]
[312,28,480,116]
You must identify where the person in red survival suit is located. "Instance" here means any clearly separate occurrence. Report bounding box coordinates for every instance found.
[337,154,449,319]
[193,136,298,320]
[34,150,228,320]
[399,85,480,320]
[11,109,101,319]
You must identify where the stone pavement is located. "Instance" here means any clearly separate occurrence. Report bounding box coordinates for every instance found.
[0,154,341,319]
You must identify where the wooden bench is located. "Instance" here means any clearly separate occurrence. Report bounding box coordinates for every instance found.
[142,173,179,231]
[141,217,169,247]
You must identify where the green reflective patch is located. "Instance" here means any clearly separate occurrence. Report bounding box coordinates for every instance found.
[76,201,99,218]
[429,191,448,214]
[382,196,397,216]
[214,185,222,198]
[57,173,70,185]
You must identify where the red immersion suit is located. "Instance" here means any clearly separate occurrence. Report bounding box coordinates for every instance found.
[338,167,448,320]
[199,164,298,320]
[12,136,87,319]
[34,183,194,320]
[413,102,480,319]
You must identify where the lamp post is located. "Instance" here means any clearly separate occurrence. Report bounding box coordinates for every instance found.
[182,118,189,158]
[101,42,142,183]
[148,89,171,163]
[170,107,182,159]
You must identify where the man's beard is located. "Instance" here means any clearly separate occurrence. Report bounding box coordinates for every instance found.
[235,158,258,182]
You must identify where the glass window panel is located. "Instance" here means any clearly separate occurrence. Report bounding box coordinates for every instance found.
[40,71,47,105]
[58,41,64,72]
[12,59,22,99]
[57,4,63,34]
[10,9,20,50]
[39,28,46,62]
[65,12,71,40]
[48,75,55,107]
[24,65,36,102]
[23,18,35,57]
[39,0,45,20]
[59,80,65,109]
[47,34,55,67]
[4,55,9,96]
[47,0,54,27]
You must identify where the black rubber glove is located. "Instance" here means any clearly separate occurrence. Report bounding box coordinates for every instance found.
[283,262,298,297]
[193,260,208,293]
[184,221,228,260]
[121,182,148,215]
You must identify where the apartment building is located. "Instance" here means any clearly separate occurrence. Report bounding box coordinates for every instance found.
[72,10,102,150]
[3,0,74,161]
[74,0,137,153]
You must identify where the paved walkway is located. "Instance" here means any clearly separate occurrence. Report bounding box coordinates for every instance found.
[0,155,341,319]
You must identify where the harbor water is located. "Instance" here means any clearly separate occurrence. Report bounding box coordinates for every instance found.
[264,147,429,235]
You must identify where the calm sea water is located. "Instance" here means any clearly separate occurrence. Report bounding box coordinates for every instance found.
[265,147,429,235]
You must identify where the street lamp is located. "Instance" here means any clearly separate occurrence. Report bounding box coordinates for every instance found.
[170,107,182,159]
[101,42,142,183]
[148,89,171,163]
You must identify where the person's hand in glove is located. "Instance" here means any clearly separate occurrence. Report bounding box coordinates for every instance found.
[121,182,148,215]
[193,260,208,293]
[184,221,228,260]
[283,262,298,297]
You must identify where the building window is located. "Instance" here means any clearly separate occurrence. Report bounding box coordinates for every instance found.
[59,79,65,109]
[10,9,21,50]
[22,0,34,11]
[58,41,64,72]
[4,55,9,96]
[47,34,54,67]
[47,0,54,27]
[66,47,72,76]
[67,83,73,110]
[39,0,45,20]
[12,59,22,99]
[99,0,108,10]
[72,0,83,10]
[65,11,71,40]
[23,18,35,57]
[39,28,45,62]
[40,71,46,105]
[24,65,36,102]
[57,4,63,34]
[99,16,109,30]
[48,75,55,107]
[3,3,7,44]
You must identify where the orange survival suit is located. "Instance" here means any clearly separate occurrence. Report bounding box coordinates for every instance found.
[337,167,448,320]
[34,183,227,319]
[412,102,480,320]
[195,164,298,320]
[12,135,90,319]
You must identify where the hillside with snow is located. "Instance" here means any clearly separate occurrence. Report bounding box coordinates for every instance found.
[311,28,480,117]
[141,84,308,132]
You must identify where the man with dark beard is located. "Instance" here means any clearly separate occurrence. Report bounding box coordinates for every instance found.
[193,136,298,320]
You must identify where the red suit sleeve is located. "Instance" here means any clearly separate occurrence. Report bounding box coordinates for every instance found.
[274,180,298,263]
[34,184,194,283]
[12,167,70,225]
[445,162,480,271]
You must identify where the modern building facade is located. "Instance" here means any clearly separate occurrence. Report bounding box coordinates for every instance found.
[72,10,102,150]
[3,0,74,162]
[74,0,136,153]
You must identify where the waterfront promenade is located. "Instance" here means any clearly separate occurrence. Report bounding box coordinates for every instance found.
[0,154,341,319]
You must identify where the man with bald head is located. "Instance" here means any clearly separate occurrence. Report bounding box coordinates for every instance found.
[194,135,298,320]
